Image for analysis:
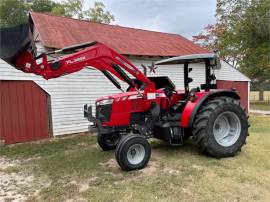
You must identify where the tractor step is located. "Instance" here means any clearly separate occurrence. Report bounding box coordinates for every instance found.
[169,126,184,146]
[169,137,183,146]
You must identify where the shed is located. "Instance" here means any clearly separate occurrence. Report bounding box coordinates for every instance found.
[0,12,250,144]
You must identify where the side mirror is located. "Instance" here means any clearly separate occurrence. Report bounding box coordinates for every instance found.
[84,104,88,118]
[209,74,216,81]
[214,57,221,70]
[189,68,193,72]
[187,77,193,83]
[209,55,221,70]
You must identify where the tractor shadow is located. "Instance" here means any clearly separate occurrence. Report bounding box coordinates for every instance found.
[150,138,200,156]
[149,138,223,164]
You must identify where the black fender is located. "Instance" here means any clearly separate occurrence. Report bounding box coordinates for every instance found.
[187,90,240,128]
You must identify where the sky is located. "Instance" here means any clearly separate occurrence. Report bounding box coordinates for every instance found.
[84,0,217,39]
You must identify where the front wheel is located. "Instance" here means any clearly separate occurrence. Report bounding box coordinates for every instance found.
[97,132,121,151]
[192,97,249,158]
[115,134,151,171]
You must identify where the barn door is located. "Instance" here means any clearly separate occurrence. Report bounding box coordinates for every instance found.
[216,80,248,111]
[0,80,50,144]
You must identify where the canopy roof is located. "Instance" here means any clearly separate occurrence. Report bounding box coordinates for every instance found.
[155,53,217,65]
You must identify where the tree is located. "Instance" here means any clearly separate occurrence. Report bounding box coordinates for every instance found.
[193,0,270,100]
[192,24,224,56]
[51,0,84,19]
[192,0,250,67]
[0,0,29,27]
[63,0,84,19]
[237,0,270,100]
[0,0,114,27]
[50,5,66,17]
[30,0,59,13]
[83,1,114,23]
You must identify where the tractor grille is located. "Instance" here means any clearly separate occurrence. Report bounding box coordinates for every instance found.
[96,104,112,122]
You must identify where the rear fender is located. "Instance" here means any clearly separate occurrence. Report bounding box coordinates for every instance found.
[180,90,240,128]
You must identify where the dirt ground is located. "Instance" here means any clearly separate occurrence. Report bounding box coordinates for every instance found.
[0,157,33,201]
[0,156,51,201]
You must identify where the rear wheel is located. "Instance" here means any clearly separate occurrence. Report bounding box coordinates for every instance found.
[115,134,151,171]
[97,132,121,151]
[192,97,249,158]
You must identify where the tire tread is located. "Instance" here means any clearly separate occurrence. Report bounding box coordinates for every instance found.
[192,96,249,157]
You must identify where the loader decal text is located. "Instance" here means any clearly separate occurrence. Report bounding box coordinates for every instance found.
[66,56,86,65]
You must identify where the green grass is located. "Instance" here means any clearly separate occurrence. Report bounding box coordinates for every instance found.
[1,115,270,201]
[250,101,270,111]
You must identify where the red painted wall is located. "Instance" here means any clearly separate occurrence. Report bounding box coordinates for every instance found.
[0,81,49,144]
[216,80,249,112]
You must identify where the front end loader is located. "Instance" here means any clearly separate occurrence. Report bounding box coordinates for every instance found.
[0,23,249,171]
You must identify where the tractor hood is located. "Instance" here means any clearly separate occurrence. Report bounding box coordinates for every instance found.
[96,91,140,102]
[0,23,36,67]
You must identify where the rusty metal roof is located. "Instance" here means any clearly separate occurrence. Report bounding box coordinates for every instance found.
[30,12,209,57]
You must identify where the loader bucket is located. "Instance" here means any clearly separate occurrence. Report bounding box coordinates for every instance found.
[0,23,36,67]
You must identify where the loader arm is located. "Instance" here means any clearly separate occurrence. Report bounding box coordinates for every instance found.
[0,23,153,91]
[16,42,152,86]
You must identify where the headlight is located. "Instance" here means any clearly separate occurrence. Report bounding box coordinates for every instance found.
[97,99,114,106]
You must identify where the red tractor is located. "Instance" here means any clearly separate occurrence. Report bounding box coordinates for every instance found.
[0,23,249,171]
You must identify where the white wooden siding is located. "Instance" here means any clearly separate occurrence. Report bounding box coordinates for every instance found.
[0,56,249,136]
[216,61,251,82]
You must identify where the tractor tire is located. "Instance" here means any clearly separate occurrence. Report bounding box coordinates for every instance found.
[192,96,249,158]
[97,132,121,151]
[115,134,151,171]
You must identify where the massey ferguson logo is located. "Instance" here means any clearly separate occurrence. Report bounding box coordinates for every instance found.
[66,56,86,65]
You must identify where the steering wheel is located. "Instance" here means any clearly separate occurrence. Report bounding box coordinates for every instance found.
[163,86,176,98]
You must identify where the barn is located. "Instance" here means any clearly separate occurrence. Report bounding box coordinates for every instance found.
[0,12,250,144]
